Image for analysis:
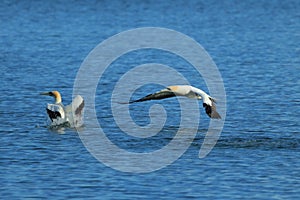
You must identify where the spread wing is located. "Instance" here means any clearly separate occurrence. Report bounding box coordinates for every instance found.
[129,89,176,103]
[75,99,84,115]
[65,95,84,115]
[64,95,85,128]
[72,95,84,116]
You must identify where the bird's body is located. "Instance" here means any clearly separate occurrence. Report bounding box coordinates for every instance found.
[41,91,84,128]
[129,85,221,119]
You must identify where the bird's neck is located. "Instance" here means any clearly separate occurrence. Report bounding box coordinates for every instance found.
[55,98,62,104]
[54,95,62,104]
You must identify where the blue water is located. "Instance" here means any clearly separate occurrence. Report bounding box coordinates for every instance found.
[1,0,300,199]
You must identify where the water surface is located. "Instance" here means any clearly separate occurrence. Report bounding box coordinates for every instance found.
[1,0,299,199]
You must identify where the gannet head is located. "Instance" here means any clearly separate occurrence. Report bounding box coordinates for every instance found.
[40,90,62,104]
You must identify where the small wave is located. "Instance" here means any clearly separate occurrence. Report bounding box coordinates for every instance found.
[216,137,300,150]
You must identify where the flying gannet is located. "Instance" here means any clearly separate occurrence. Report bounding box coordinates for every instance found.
[40,91,85,128]
[129,85,221,119]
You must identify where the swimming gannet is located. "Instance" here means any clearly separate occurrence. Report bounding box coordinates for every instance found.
[129,85,221,119]
[40,91,85,127]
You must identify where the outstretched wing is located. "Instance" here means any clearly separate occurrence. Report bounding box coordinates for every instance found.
[203,102,221,119]
[129,89,176,103]
[75,99,84,115]
[73,95,84,116]
[65,95,84,115]
[65,95,85,128]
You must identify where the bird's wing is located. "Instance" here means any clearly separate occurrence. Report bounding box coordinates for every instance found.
[75,99,84,115]
[129,89,176,103]
[73,95,84,115]
[190,86,221,119]
[64,95,85,128]
[46,104,65,122]
[65,95,84,115]
[202,101,221,119]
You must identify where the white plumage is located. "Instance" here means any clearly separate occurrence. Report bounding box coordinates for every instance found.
[129,85,221,119]
[40,91,84,128]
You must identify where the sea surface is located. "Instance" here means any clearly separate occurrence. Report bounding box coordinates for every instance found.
[1,0,300,199]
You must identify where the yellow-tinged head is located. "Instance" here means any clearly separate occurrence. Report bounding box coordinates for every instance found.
[40,90,62,104]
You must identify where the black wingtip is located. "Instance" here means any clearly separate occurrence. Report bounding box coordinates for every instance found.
[211,111,222,119]
[203,103,221,119]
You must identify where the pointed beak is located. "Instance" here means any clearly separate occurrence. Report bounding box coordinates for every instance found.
[40,92,51,96]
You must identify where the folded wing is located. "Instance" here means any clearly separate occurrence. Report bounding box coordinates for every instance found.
[46,104,67,126]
